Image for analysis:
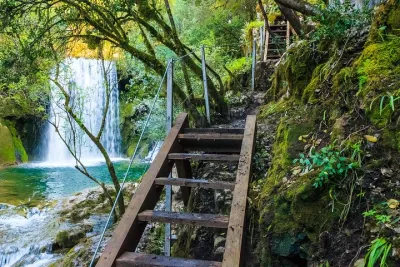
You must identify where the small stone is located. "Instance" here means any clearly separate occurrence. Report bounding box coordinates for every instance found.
[214,236,226,248]
[381,168,393,178]
[354,258,365,267]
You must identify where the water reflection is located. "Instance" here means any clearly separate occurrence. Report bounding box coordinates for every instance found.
[0,160,148,206]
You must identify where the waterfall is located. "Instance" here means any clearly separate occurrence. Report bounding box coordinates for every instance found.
[45,58,121,165]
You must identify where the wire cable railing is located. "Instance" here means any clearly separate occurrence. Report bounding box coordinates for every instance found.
[89,60,171,267]
[89,41,259,264]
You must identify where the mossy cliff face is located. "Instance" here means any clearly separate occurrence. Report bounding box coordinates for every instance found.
[0,121,28,166]
[253,1,400,266]
[120,101,150,157]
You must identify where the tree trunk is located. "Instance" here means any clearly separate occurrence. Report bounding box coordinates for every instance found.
[273,0,321,16]
[163,0,227,118]
[278,4,303,36]
[258,0,272,34]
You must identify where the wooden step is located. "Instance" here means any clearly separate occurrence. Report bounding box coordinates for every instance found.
[168,153,240,162]
[183,128,245,134]
[116,252,222,267]
[270,24,287,28]
[178,133,243,141]
[138,210,229,228]
[155,178,235,190]
[178,133,243,153]
[271,30,287,33]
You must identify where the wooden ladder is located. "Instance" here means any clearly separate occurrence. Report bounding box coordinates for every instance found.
[97,113,257,267]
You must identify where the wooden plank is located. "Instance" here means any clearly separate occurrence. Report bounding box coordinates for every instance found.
[183,146,241,154]
[175,160,193,206]
[116,252,222,267]
[96,113,188,267]
[155,178,235,190]
[271,30,287,33]
[270,24,287,28]
[168,153,240,162]
[222,115,257,267]
[182,128,245,134]
[178,133,243,140]
[178,133,243,154]
[138,211,229,228]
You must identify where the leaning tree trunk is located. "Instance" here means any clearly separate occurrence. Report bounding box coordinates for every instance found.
[274,0,321,16]
[278,4,303,36]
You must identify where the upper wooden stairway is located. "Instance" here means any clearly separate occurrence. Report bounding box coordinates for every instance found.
[264,19,293,60]
[96,113,257,267]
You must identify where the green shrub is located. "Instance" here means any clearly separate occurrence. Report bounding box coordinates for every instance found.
[312,0,372,42]
[293,142,362,188]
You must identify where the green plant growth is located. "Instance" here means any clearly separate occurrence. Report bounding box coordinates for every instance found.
[364,238,392,267]
[363,200,400,226]
[311,0,372,42]
[293,142,362,188]
[370,91,400,115]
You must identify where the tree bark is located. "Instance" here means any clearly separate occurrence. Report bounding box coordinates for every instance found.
[278,4,303,36]
[273,0,321,16]
[258,0,272,34]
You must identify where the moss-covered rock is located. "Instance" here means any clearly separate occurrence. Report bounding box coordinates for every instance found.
[54,225,92,250]
[255,108,343,265]
[0,123,17,166]
[267,40,319,101]
[0,121,28,166]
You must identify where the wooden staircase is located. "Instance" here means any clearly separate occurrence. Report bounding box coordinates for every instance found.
[97,113,257,267]
[264,21,292,60]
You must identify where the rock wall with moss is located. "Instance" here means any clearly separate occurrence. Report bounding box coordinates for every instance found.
[252,1,400,266]
[0,120,28,167]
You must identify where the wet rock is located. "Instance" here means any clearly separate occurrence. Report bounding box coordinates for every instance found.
[213,236,226,248]
[381,168,393,178]
[53,224,93,250]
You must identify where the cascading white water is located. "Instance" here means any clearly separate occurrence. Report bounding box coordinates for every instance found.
[45,58,121,165]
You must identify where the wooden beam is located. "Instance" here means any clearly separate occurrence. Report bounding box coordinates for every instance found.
[96,113,189,267]
[168,153,240,162]
[155,178,235,190]
[222,115,257,267]
[175,160,193,206]
[116,252,222,267]
[183,128,245,134]
[138,210,229,228]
